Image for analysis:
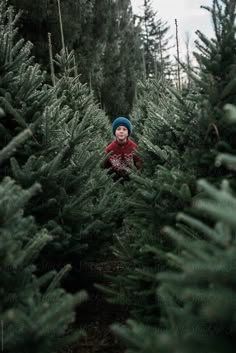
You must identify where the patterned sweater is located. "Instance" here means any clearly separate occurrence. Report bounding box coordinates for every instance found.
[104,138,142,176]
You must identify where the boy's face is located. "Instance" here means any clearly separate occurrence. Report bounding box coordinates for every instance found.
[115,125,128,143]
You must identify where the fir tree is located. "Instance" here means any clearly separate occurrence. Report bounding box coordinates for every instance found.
[99,78,201,322]
[10,0,96,67]
[137,0,171,79]
[191,0,236,172]
[113,150,236,353]
[101,0,236,332]
[11,0,143,117]
[100,0,143,117]
[0,1,124,276]
[104,1,236,352]
[0,135,87,353]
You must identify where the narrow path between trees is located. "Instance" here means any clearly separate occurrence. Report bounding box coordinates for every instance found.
[62,259,128,353]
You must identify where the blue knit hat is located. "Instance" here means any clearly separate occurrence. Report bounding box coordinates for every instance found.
[112,117,132,136]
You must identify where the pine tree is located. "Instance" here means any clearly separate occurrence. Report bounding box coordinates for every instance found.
[0,1,124,278]
[104,1,236,352]
[11,0,143,117]
[9,0,96,66]
[112,149,236,353]
[99,78,201,322]
[0,135,87,353]
[137,0,171,79]
[192,0,236,168]
[100,0,143,117]
[100,0,236,332]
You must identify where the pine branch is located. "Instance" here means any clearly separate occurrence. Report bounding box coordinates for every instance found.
[0,128,32,165]
[0,96,28,128]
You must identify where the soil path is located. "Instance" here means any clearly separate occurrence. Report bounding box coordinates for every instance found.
[62,260,128,353]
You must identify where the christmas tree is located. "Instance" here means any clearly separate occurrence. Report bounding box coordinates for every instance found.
[106,1,236,352]
[113,143,236,353]
[0,2,126,351]
[0,134,87,353]
[101,1,235,344]
[0,1,124,274]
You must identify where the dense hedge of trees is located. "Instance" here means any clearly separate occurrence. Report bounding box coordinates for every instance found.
[1,1,236,352]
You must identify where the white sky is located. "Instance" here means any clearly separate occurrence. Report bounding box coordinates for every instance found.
[131,0,214,58]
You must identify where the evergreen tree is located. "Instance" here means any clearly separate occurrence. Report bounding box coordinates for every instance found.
[10,0,95,66]
[100,0,236,333]
[0,1,124,277]
[113,168,236,353]
[193,0,236,160]
[0,134,86,353]
[100,0,143,117]
[98,78,201,322]
[10,0,143,117]
[102,1,236,352]
[137,0,171,79]
[181,32,195,92]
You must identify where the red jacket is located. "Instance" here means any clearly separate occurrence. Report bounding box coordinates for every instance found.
[104,138,142,176]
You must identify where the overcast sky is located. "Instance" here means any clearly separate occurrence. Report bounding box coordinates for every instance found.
[131,0,214,57]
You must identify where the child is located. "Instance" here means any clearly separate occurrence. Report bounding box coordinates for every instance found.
[104,117,142,180]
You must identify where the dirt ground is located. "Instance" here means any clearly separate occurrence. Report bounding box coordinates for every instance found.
[76,296,128,353]
[61,260,129,353]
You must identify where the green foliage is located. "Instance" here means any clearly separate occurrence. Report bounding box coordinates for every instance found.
[101,0,236,340]
[99,0,143,117]
[99,79,203,322]
[0,1,124,267]
[194,0,236,152]
[113,175,236,353]
[0,176,87,353]
[0,3,122,351]
[137,0,171,79]
[10,0,143,117]
[132,79,204,176]
[105,2,236,352]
